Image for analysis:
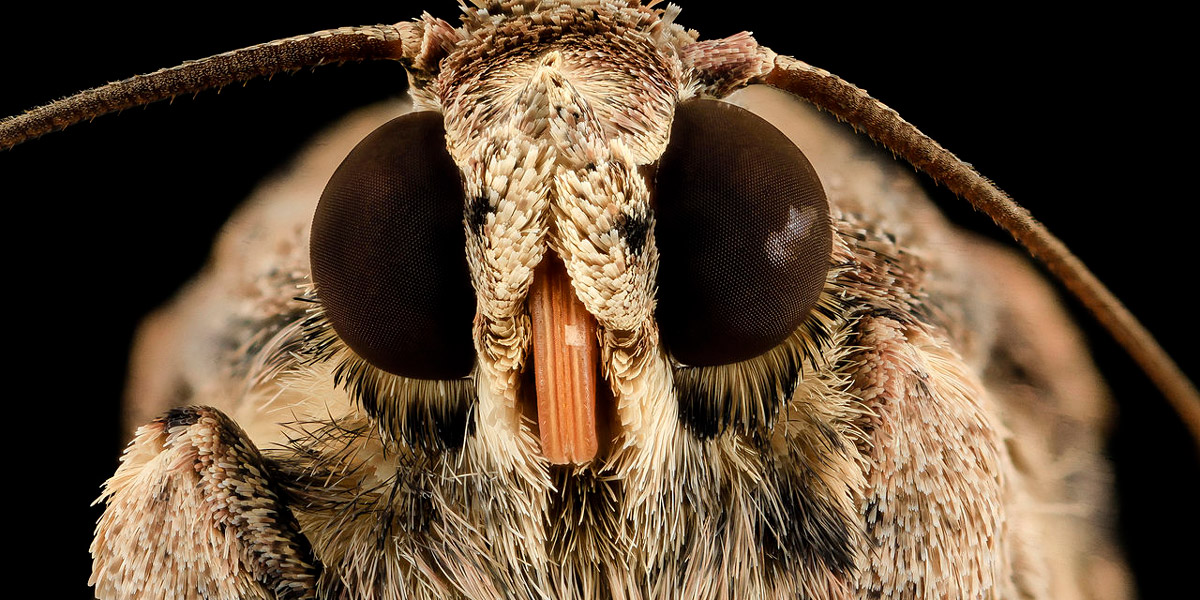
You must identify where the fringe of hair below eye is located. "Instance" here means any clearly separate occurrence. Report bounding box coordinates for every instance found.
[672,289,849,440]
[332,357,478,451]
[267,290,479,452]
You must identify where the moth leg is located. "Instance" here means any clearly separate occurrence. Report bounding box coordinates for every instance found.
[90,406,319,600]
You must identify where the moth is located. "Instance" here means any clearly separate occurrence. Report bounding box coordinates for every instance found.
[4,1,1195,600]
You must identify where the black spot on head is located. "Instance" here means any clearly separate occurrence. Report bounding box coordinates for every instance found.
[758,456,858,581]
[616,212,650,256]
[467,194,492,234]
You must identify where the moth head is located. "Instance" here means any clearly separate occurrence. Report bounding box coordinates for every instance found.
[306,27,835,465]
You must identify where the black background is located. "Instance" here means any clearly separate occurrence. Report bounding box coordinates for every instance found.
[3,3,1194,597]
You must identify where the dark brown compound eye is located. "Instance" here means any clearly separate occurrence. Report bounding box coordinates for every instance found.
[654,99,831,366]
[310,112,476,379]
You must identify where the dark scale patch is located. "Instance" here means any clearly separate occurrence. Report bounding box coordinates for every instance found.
[862,498,885,540]
[297,308,340,360]
[333,357,479,452]
[867,307,907,321]
[907,298,939,331]
[546,466,622,550]
[163,406,201,429]
[241,307,310,360]
[757,459,858,580]
[466,194,492,234]
[691,71,719,91]
[673,346,802,440]
[615,212,650,256]
[676,379,726,440]
[225,306,313,380]
[546,466,623,598]
[403,389,477,451]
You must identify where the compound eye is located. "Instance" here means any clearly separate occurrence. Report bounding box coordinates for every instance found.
[310,112,475,379]
[654,99,832,366]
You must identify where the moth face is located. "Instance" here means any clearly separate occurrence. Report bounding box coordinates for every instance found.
[308,42,833,468]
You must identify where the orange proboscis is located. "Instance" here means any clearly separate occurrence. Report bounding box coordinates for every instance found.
[529,252,599,464]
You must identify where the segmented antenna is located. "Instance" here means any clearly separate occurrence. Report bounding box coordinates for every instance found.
[0,25,413,150]
[762,55,1200,448]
